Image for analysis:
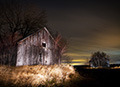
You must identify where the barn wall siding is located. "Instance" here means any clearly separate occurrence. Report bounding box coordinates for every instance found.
[16,28,61,66]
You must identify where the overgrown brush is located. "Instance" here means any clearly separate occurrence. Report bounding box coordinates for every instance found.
[0,64,83,87]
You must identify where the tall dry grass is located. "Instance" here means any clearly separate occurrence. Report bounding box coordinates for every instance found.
[0,64,83,87]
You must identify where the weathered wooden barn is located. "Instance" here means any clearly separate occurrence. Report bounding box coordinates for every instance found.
[16,27,61,66]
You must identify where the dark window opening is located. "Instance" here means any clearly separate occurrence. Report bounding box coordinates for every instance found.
[39,53,42,62]
[42,42,46,47]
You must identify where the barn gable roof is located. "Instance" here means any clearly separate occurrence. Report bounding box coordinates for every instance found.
[18,27,55,44]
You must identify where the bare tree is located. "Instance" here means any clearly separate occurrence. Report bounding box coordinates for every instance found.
[0,0,47,66]
[89,51,110,67]
[54,33,71,64]
[0,0,46,39]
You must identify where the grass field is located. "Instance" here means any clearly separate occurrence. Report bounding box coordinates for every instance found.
[0,65,120,87]
[0,64,83,87]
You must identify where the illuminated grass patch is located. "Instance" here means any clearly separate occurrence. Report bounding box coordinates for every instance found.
[0,64,83,87]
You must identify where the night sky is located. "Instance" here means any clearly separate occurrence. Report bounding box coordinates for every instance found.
[3,0,120,65]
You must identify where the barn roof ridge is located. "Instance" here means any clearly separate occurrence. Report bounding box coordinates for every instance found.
[43,27,55,41]
[17,27,55,44]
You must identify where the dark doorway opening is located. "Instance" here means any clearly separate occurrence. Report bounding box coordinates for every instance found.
[39,53,42,62]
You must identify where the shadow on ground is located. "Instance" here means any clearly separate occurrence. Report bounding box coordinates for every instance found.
[74,66,120,87]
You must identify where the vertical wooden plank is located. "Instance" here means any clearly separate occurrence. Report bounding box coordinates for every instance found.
[31,36,34,65]
[25,39,29,65]
[16,43,24,66]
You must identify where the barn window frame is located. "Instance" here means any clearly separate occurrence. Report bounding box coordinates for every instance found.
[42,42,46,48]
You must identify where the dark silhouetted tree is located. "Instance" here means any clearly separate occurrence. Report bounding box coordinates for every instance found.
[89,51,110,67]
[0,0,47,65]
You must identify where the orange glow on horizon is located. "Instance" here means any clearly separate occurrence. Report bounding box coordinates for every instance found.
[62,63,86,66]
[72,59,87,62]
[70,63,85,66]
[65,53,90,57]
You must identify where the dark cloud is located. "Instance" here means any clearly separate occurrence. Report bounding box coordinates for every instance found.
[44,0,120,64]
